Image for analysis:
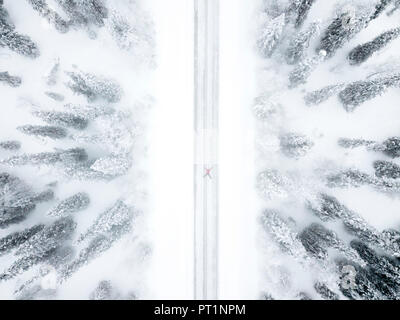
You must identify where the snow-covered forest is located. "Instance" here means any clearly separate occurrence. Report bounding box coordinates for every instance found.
[0,0,155,299]
[256,0,400,299]
[1,0,400,301]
